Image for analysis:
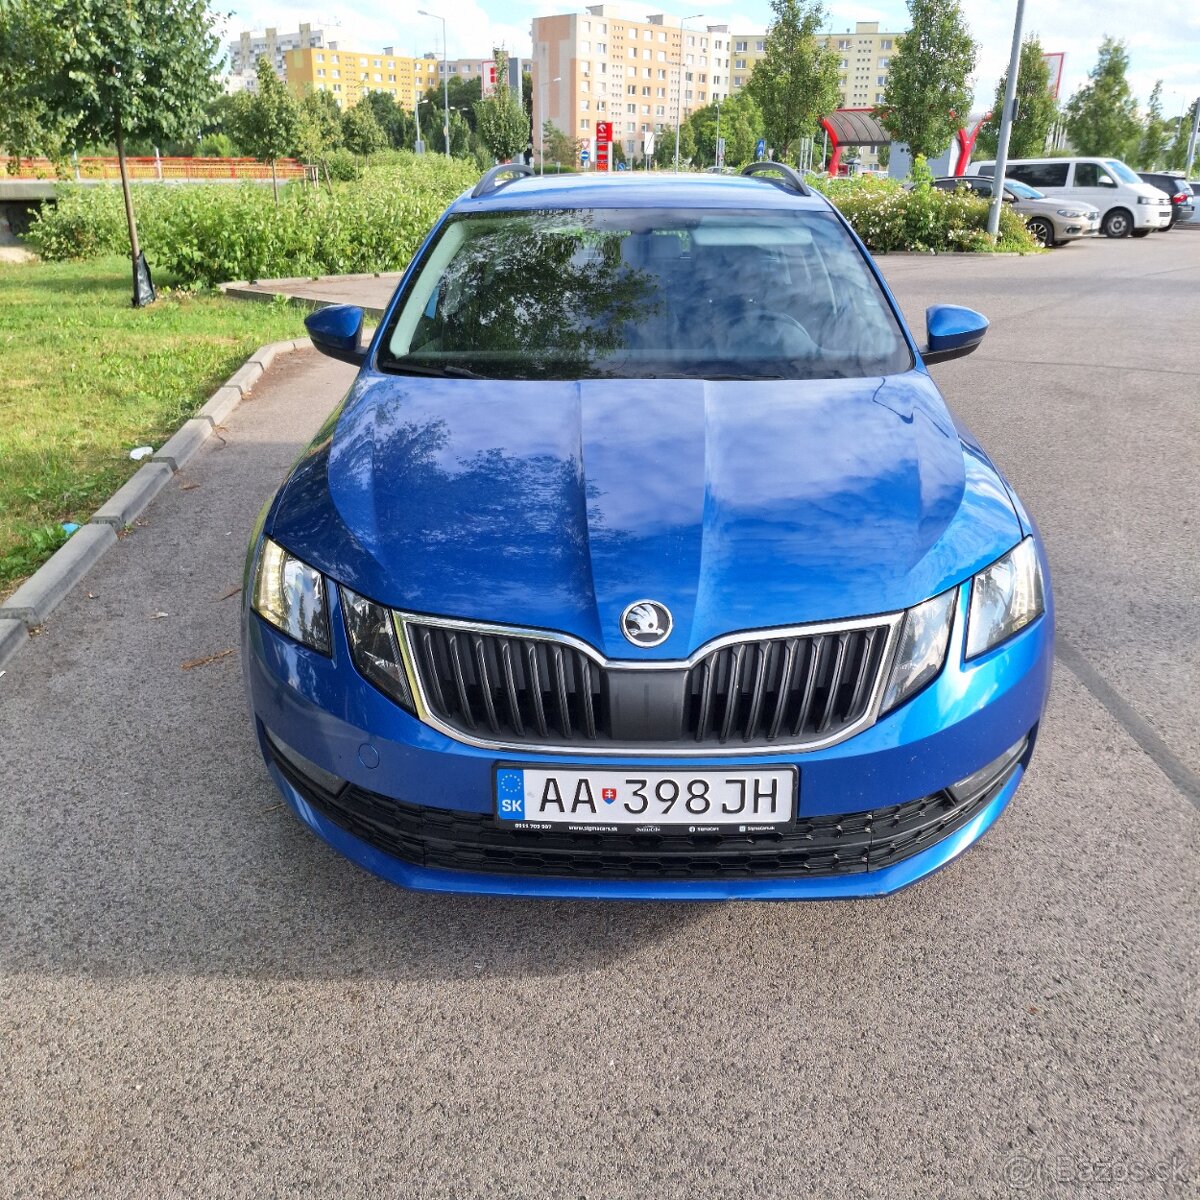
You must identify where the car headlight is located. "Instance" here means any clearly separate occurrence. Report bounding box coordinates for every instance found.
[880,589,956,713]
[965,538,1044,659]
[1056,208,1084,217]
[1137,196,1158,206]
[340,587,415,712]
[252,537,331,653]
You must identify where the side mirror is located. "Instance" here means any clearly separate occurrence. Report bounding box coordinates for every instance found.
[305,304,366,366]
[922,305,988,365]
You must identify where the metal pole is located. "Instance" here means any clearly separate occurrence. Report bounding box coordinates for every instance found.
[986,0,1025,238]
[539,78,545,173]
[1185,97,1200,178]
[673,14,703,172]
[715,99,720,167]
[440,18,450,157]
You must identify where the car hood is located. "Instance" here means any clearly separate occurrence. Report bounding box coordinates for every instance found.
[1017,196,1095,217]
[271,372,1021,660]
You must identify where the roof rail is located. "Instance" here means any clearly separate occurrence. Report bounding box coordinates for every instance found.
[470,162,535,199]
[739,161,812,197]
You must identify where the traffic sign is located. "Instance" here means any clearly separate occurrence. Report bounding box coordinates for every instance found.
[755,138,766,160]
[715,136,726,168]
[581,149,590,163]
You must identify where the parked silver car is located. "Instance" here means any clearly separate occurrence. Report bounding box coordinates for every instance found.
[931,175,1100,246]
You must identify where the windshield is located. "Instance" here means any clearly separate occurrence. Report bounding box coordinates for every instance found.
[1106,159,1141,185]
[1004,179,1042,199]
[380,208,912,381]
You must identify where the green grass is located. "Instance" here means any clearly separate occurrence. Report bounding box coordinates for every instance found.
[0,256,305,595]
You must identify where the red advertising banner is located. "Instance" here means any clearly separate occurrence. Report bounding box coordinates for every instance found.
[595,120,613,144]
[596,140,610,171]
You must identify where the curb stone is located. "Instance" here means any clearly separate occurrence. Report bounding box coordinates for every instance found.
[0,618,29,670]
[0,337,306,665]
[92,462,175,528]
[1,524,118,626]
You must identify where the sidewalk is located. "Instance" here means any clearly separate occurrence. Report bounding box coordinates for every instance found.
[220,271,401,317]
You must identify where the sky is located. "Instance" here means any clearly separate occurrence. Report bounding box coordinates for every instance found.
[223,0,1200,117]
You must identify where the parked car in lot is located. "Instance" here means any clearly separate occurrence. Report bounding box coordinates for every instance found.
[243,162,1053,901]
[930,174,1099,245]
[1189,183,1200,225]
[969,156,1171,238]
[1137,172,1194,228]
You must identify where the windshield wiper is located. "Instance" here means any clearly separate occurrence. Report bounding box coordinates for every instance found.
[389,361,491,379]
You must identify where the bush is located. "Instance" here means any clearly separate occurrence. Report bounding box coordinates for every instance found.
[25,152,480,286]
[811,174,1038,254]
[323,148,363,181]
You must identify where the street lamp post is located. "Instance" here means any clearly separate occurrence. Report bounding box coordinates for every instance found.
[674,13,704,172]
[714,98,721,167]
[539,74,562,174]
[419,9,451,159]
[986,0,1025,238]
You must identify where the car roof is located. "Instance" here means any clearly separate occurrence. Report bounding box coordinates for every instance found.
[450,171,835,215]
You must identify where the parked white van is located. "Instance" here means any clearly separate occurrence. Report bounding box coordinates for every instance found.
[968,157,1172,239]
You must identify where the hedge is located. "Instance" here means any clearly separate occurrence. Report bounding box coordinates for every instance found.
[25,156,1036,286]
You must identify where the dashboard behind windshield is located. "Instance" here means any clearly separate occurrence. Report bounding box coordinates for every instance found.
[379,208,913,381]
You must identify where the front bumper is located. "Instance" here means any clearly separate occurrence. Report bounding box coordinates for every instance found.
[243,580,1053,900]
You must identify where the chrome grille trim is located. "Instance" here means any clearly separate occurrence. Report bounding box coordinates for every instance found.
[396,610,904,756]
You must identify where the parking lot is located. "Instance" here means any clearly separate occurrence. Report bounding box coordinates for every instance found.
[1,231,1197,1198]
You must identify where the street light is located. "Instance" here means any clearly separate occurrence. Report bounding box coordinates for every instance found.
[674,13,704,172]
[418,9,451,159]
[539,74,562,174]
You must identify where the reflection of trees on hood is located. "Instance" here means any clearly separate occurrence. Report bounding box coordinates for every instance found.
[433,219,659,374]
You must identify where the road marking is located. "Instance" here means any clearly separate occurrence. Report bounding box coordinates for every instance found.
[1056,637,1200,809]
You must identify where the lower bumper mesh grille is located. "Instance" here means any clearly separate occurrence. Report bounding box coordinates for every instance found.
[268,738,1007,882]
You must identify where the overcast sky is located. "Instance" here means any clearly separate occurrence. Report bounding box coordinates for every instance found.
[223,1,1199,117]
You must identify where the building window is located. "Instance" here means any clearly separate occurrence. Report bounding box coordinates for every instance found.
[756,40,764,51]
[838,39,851,49]
[879,57,890,67]
[877,75,886,85]
[581,118,589,128]
[388,74,395,82]
[373,73,381,81]
[735,58,746,69]
[317,68,325,76]
[875,92,885,103]
[332,69,340,78]
[734,74,744,86]
[316,53,324,62]
[881,39,892,49]
[580,99,589,110]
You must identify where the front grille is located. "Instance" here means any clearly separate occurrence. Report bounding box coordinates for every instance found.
[269,740,1002,881]
[402,617,895,752]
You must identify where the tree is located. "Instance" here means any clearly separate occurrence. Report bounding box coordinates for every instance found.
[361,90,414,150]
[1065,38,1141,160]
[0,0,219,303]
[232,56,299,202]
[542,121,579,168]
[1165,100,1198,171]
[747,0,840,163]
[975,37,1056,160]
[879,0,977,161]
[475,50,529,162]
[683,91,764,167]
[341,101,387,156]
[422,76,483,134]
[293,88,344,168]
[1136,80,1168,169]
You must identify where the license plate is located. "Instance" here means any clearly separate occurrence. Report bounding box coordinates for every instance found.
[494,765,796,834]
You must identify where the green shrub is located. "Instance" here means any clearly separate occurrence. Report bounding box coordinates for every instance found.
[323,149,364,181]
[811,174,1038,254]
[25,152,480,286]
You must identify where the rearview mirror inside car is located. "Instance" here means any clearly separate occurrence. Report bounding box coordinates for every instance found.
[305,305,367,366]
[922,305,988,365]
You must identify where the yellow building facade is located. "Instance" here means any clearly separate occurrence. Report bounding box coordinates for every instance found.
[283,47,441,111]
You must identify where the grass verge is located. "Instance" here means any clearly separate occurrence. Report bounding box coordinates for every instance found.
[0,256,304,596]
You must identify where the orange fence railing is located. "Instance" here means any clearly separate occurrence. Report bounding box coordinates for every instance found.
[1,156,310,182]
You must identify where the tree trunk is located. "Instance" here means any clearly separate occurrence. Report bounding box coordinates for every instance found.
[271,158,279,204]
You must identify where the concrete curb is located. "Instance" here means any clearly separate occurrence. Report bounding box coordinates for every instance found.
[1,524,117,625]
[0,336,307,663]
[91,462,174,528]
[0,618,29,671]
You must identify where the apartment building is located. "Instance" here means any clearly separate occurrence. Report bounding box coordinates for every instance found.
[532,5,735,163]
[226,24,328,92]
[729,22,899,109]
[284,47,441,111]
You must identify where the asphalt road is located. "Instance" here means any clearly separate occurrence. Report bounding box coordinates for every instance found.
[2,232,1197,1199]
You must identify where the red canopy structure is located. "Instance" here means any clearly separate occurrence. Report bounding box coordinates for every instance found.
[818,108,890,175]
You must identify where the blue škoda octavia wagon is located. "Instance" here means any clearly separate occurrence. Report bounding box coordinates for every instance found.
[241,163,1052,900]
